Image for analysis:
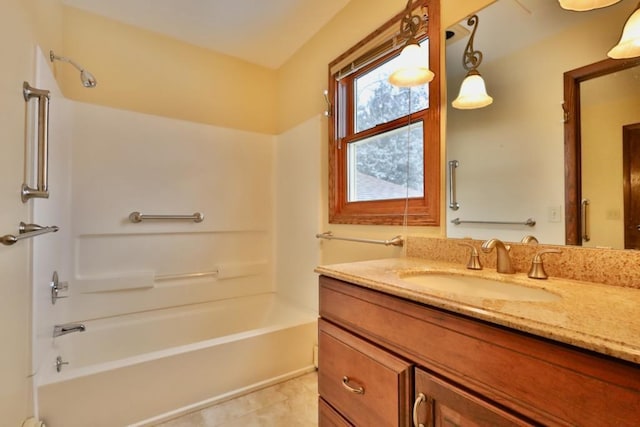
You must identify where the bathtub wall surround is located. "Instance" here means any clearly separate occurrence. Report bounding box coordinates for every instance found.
[31,52,319,425]
[406,236,640,288]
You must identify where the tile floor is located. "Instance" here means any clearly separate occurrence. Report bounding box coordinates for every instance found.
[156,371,318,426]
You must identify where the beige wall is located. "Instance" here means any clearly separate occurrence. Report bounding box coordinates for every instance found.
[58,6,278,135]
[0,1,63,423]
[276,0,495,264]
[582,70,640,249]
[0,2,495,421]
[54,0,493,265]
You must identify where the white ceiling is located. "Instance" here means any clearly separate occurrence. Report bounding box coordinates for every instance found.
[61,0,352,69]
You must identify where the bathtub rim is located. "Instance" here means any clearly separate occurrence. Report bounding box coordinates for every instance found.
[38,293,317,386]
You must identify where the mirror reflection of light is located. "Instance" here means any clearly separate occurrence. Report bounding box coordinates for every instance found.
[608,5,640,59]
[451,70,493,109]
[558,0,621,11]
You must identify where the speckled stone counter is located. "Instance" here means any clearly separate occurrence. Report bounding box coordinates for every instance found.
[315,252,640,364]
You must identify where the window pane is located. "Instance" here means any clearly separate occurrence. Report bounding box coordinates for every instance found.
[347,122,424,202]
[354,41,429,133]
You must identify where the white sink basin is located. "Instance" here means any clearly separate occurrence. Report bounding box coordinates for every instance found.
[400,273,561,302]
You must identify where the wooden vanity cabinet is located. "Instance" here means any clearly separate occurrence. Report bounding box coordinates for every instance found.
[318,319,412,426]
[318,275,640,426]
[415,368,534,426]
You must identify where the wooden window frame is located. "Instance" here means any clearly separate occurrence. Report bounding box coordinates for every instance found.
[327,0,440,226]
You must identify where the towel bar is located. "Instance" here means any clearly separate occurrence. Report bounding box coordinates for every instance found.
[316,231,404,247]
[128,212,204,223]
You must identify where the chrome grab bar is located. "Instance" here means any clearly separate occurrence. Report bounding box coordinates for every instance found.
[581,199,590,242]
[315,231,404,247]
[155,270,219,281]
[1,222,59,246]
[448,160,460,211]
[128,212,204,223]
[22,82,51,202]
[451,218,536,227]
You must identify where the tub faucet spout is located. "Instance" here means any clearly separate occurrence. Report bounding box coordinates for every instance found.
[481,238,515,274]
[53,323,86,337]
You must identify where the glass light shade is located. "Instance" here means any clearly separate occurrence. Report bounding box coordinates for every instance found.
[558,0,621,11]
[388,43,435,87]
[608,7,640,59]
[451,71,493,110]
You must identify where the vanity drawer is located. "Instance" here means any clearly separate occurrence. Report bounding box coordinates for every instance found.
[319,397,353,427]
[318,319,412,427]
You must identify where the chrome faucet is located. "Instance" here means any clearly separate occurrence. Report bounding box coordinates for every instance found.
[481,238,515,274]
[53,323,86,337]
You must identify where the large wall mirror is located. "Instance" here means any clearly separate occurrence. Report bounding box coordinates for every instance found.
[444,0,640,249]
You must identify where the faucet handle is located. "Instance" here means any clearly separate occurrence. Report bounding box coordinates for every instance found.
[528,249,562,280]
[458,242,482,270]
[521,235,539,244]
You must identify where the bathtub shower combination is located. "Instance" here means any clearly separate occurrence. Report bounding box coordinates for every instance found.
[28,49,319,426]
[38,293,317,426]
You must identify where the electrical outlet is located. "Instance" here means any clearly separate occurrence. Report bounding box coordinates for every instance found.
[548,206,562,223]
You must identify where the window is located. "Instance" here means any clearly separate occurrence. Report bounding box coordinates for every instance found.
[328,0,440,226]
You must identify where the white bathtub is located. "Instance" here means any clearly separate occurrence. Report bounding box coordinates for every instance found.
[37,293,318,426]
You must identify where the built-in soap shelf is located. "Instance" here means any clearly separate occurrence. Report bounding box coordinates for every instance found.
[75,261,268,293]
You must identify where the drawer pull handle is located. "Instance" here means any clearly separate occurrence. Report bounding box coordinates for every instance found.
[341,376,364,394]
[413,393,433,427]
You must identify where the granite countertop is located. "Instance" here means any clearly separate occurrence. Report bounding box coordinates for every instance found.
[315,257,640,364]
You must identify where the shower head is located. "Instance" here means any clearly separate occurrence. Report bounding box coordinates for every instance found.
[50,50,97,88]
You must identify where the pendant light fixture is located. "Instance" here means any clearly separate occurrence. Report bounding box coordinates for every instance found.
[558,0,621,11]
[451,15,493,110]
[608,2,640,59]
[388,0,434,87]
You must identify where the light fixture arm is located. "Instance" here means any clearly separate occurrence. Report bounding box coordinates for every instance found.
[461,15,483,72]
[398,0,425,43]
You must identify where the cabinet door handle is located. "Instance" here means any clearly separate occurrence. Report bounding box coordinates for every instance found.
[413,393,433,427]
[341,376,364,394]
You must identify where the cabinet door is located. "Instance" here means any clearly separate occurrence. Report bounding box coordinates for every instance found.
[414,368,534,427]
[318,319,412,426]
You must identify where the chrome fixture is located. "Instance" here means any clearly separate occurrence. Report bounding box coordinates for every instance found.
[22,82,50,201]
[451,15,493,109]
[388,0,434,87]
[56,356,69,373]
[521,235,539,244]
[53,323,86,337]
[128,211,204,223]
[323,90,332,117]
[608,2,640,59]
[581,199,591,242]
[528,249,562,280]
[451,218,536,227]
[481,238,515,274]
[458,242,482,270]
[49,50,97,88]
[316,231,404,247]
[341,376,365,394]
[50,271,68,304]
[155,270,219,281]
[448,160,460,210]
[1,222,59,246]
